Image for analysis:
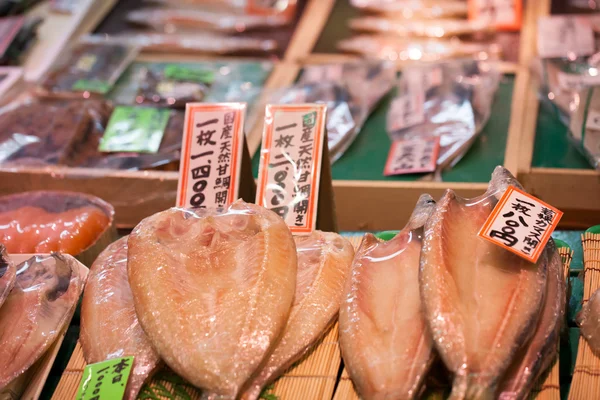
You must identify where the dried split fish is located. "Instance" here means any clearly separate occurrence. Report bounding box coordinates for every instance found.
[0,246,16,308]
[419,166,548,399]
[0,254,88,389]
[128,200,297,398]
[339,194,436,400]
[80,236,161,400]
[241,231,355,400]
[577,286,600,355]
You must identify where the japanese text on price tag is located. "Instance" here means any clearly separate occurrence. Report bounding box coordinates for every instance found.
[469,0,521,31]
[177,103,246,209]
[538,16,595,58]
[384,137,440,176]
[256,104,326,235]
[479,186,563,263]
[76,357,134,400]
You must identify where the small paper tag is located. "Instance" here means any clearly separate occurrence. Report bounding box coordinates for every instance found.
[256,104,326,235]
[0,17,24,59]
[164,65,214,84]
[469,0,521,30]
[537,16,595,58]
[585,109,600,131]
[478,186,563,263]
[384,137,440,176]
[557,71,600,90]
[177,103,246,209]
[75,357,134,400]
[99,106,170,153]
[389,94,425,131]
[72,79,112,94]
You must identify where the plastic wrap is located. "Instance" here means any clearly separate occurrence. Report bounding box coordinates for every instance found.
[419,166,562,399]
[80,236,161,400]
[349,17,492,38]
[0,253,88,389]
[387,59,500,170]
[0,245,16,308]
[272,61,395,162]
[0,16,41,66]
[39,37,139,98]
[339,194,436,400]
[0,191,114,255]
[338,35,501,62]
[127,200,297,397]
[106,32,277,55]
[242,231,354,399]
[126,8,287,33]
[577,287,600,355]
[350,0,468,18]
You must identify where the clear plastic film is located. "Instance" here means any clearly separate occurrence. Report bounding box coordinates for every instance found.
[271,61,395,162]
[0,191,114,255]
[338,35,501,63]
[80,236,161,400]
[241,231,354,399]
[126,8,288,33]
[349,16,492,38]
[349,0,468,18]
[387,59,500,170]
[419,166,560,399]
[535,56,600,170]
[338,194,436,400]
[0,253,88,390]
[577,287,600,355]
[0,245,16,309]
[127,200,297,398]
[38,36,139,99]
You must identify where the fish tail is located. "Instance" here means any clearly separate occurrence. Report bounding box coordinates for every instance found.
[465,381,496,400]
[449,371,468,400]
[237,385,261,400]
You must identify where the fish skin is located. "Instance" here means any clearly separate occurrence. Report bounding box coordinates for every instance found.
[240,231,355,400]
[0,253,88,389]
[497,240,565,400]
[339,194,436,400]
[419,166,548,400]
[577,285,600,355]
[127,200,297,399]
[81,236,161,400]
[0,245,16,308]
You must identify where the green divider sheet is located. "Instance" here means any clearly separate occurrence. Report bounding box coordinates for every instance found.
[532,99,591,169]
[252,77,514,183]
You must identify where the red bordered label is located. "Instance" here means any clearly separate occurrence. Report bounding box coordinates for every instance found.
[256,104,326,235]
[384,137,440,176]
[468,0,522,31]
[177,103,246,209]
[478,186,563,263]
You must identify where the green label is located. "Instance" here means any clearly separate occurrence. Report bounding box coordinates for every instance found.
[164,65,214,84]
[99,106,170,153]
[72,79,112,94]
[75,356,134,400]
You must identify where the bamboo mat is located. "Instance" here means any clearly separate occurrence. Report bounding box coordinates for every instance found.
[530,246,573,400]
[52,233,366,400]
[568,231,600,400]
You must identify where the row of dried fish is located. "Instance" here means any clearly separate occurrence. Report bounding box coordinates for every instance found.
[0,250,88,396]
[340,166,566,400]
[80,201,356,399]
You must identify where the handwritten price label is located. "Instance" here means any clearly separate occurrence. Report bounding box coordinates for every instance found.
[76,357,134,400]
[384,137,440,176]
[538,16,595,58]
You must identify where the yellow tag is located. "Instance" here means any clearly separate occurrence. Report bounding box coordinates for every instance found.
[76,54,97,72]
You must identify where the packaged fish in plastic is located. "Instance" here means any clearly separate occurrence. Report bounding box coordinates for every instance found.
[350,0,468,18]
[38,37,139,98]
[108,32,277,55]
[126,8,288,33]
[387,59,500,170]
[272,61,396,162]
[349,16,492,38]
[338,35,501,63]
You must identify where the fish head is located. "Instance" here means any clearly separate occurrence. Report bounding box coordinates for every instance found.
[16,254,73,302]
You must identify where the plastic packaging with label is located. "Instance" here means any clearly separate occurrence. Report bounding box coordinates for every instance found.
[387,59,500,170]
[271,61,396,162]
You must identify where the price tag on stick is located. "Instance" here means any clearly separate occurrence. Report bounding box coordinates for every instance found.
[177,103,252,209]
[537,16,595,58]
[75,357,134,400]
[256,104,336,234]
[478,186,563,263]
[468,0,522,31]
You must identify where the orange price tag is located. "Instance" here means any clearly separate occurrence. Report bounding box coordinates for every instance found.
[246,0,297,20]
[468,0,522,31]
[256,104,327,235]
[177,103,246,209]
[478,186,563,263]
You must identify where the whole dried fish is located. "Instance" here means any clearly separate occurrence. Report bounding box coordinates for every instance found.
[80,236,161,400]
[0,254,88,389]
[419,166,548,399]
[0,246,16,308]
[241,231,355,400]
[577,286,600,355]
[498,241,565,400]
[339,194,436,400]
[128,200,297,398]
